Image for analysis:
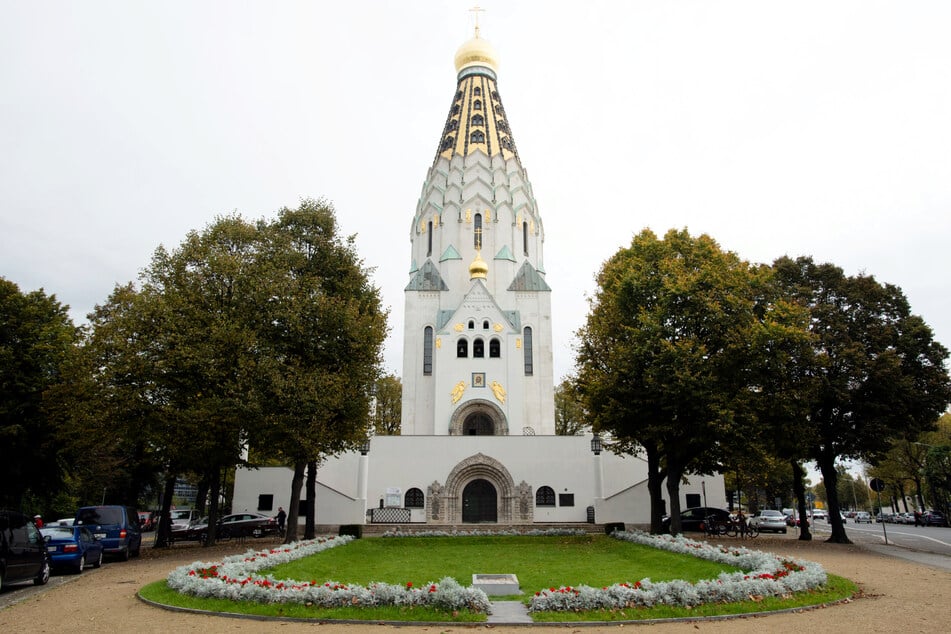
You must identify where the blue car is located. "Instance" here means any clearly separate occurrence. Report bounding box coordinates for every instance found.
[40,525,104,573]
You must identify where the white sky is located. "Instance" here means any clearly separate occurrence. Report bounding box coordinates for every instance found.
[3,1,950,386]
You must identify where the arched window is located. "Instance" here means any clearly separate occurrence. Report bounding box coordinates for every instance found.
[523,326,533,375]
[536,486,555,507]
[472,114,484,126]
[483,320,490,329]
[405,488,425,509]
[448,119,459,131]
[473,338,484,358]
[468,320,475,330]
[427,220,432,256]
[452,104,460,115]
[474,86,482,96]
[441,136,454,150]
[523,221,529,256]
[457,338,468,358]
[423,327,433,375]
[489,338,501,358]
[474,213,482,249]
[470,130,485,143]
[474,100,482,111]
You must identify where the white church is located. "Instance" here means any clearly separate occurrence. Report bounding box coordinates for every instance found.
[233,24,725,529]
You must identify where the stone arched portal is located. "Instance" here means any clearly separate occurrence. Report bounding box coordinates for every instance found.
[449,399,508,436]
[425,453,533,524]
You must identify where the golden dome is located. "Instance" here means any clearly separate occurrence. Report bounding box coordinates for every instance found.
[454,30,499,74]
[469,251,489,280]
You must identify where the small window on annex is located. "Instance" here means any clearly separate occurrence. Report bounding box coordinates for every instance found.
[558,493,575,507]
[258,494,274,512]
[423,326,433,375]
[489,338,501,358]
[405,488,425,509]
[473,338,485,358]
[457,338,468,358]
[523,326,533,375]
[536,486,556,507]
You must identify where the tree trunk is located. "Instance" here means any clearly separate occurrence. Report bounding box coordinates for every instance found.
[305,460,317,539]
[644,443,666,534]
[791,460,812,541]
[665,459,684,535]
[817,454,851,543]
[284,461,306,543]
[194,477,209,516]
[204,467,221,546]
[153,475,177,548]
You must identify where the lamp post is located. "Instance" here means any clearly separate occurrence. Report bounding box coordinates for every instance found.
[590,434,604,503]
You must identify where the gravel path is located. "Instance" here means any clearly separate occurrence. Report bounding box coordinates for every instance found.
[1,535,949,633]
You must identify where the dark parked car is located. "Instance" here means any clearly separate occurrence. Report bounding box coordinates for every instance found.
[74,505,141,560]
[40,525,104,573]
[922,511,946,527]
[0,510,50,590]
[175,512,278,543]
[661,507,732,533]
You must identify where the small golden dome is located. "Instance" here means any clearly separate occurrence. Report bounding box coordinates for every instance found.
[469,251,489,280]
[454,30,499,74]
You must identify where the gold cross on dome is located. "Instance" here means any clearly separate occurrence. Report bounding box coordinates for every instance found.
[469,5,485,36]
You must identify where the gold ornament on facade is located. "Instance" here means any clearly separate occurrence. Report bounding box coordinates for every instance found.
[454,323,464,332]
[490,380,506,404]
[434,213,440,227]
[451,381,466,404]
[485,209,491,222]
[516,338,521,349]
[465,209,472,223]
[435,337,442,349]
[493,323,503,332]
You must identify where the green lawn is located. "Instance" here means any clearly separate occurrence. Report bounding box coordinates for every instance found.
[140,534,856,623]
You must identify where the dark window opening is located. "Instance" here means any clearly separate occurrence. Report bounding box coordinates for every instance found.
[558,493,575,507]
[686,493,701,509]
[405,488,425,509]
[463,413,494,435]
[536,486,556,507]
[523,326,533,375]
[423,326,433,375]
[474,213,482,249]
[473,338,484,358]
[427,221,432,256]
[523,221,529,256]
[483,320,490,329]
[258,494,274,511]
[468,320,475,329]
[489,338,501,358]
[457,338,468,358]
[471,130,485,143]
[474,86,482,96]
[472,114,484,126]
[474,100,482,110]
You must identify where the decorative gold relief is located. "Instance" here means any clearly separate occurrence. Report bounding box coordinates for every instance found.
[454,323,464,332]
[420,219,426,233]
[490,380,506,404]
[435,337,442,349]
[451,381,466,404]
[465,209,472,223]
[493,323,503,332]
[516,338,522,349]
[434,213,440,227]
[485,209,491,222]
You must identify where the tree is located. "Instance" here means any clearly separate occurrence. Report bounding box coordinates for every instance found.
[554,377,587,436]
[0,279,79,511]
[576,229,799,534]
[372,374,402,435]
[772,256,951,543]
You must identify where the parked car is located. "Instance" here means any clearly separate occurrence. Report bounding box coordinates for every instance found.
[922,511,946,527]
[749,510,788,533]
[660,507,732,533]
[0,510,50,590]
[854,511,872,524]
[40,525,104,573]
[176,512,279,543]
[810,509,828,521]
[74,505,142,561]
[168,509,200,532]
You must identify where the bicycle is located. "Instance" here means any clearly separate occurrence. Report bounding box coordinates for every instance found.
[704,515,729,537]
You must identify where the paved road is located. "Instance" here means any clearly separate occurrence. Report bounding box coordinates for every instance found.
[810,521,951,563]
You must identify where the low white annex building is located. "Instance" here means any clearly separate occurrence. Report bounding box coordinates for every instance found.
[233,24,725,529]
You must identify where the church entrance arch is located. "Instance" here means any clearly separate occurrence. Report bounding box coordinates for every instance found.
[449,399,508,436]
[462,479,497,522]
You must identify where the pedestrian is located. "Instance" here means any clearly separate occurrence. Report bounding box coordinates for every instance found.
[914,509,922,526]
[33,514,43,528]
[736,510,747,537]
[276,506,286,534]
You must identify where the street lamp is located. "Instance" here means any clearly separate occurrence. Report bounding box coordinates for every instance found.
[590,434,602,455]
[359,439,371,455]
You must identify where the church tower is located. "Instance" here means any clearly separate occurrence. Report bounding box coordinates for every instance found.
[401,24,555,437]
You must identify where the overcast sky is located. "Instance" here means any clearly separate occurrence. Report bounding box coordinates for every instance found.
[3,1,950,386]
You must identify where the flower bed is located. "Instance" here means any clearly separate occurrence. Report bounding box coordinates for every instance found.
[381,527,586,538]
[166,536,490,613]
[529,529,827,612]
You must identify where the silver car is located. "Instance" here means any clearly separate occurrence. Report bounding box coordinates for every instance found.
[750,509,788,533]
